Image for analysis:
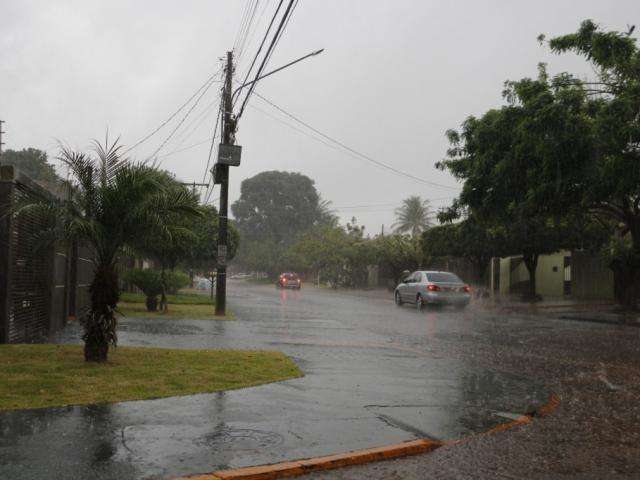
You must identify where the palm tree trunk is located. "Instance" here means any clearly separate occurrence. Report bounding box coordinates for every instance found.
[160,263,168,313]
[84,263,119,362]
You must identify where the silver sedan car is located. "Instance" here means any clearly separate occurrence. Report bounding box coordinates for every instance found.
[394,270,471,310]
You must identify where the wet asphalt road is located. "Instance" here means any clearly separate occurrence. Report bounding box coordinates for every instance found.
[0,281,559,479]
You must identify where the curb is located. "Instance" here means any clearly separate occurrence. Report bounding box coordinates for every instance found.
[176,395,559,480]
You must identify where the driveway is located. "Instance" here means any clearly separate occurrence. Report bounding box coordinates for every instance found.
[0,280,563,479]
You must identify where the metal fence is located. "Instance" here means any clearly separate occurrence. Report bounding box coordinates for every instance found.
[0,166,92,343]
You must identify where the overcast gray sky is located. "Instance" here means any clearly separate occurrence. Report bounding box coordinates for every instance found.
[2,1,638,233]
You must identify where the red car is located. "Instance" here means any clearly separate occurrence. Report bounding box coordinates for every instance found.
[277,272,302,289]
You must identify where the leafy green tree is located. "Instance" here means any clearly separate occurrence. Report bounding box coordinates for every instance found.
[231,171,334,275]
[130,173,199,311]
[2,148,60,185]
[18,139,199,361]
[182,204,239,281]
[422,217,504,282]
[438,62,596,299]
[542,20,640,308]
[286,220,375,288]
[232,171,333,243]
[392,196,433,238]
[373,234,422,287]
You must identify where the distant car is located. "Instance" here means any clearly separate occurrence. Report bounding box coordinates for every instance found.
[277,272,302,289]
[394,270,470,310]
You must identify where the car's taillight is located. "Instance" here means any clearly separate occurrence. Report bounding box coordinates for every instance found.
[463,285,471,293]
[427,284,440,292]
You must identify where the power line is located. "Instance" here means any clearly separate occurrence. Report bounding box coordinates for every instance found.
[147,76,219,164]
[263,0,298,71]
[238,0,273,76]
[236,0,260,62]
[235,0,285,108]
[237,0,296,120]
[332,198,454,210]
[233,0,253,54]
[251,90,459,191]
[123,69,221,155]
[202,100,224,185]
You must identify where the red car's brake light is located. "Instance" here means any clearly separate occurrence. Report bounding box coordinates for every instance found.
[427,284,441,292]
[463,285,471,293]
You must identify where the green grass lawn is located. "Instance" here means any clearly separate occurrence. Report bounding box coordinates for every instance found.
[120,291,214,305]
[118,290,233,319]
[118,302,235,320]
[0,344,303,411]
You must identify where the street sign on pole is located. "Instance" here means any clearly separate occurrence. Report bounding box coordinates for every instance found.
[217,245,227,266]
[217,144,242,166]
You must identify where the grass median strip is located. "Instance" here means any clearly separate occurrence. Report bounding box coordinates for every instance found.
[117,302,235,320]
[120,292,215,305]
[0,344,302,411]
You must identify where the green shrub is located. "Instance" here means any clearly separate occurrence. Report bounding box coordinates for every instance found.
[122,269,162,311]
[165,270,190,294]
[122,269,191,311]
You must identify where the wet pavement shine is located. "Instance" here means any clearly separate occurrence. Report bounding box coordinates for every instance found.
[1,281,554,479]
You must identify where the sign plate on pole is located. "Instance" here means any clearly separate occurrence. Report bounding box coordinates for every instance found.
[217,245,228,266]
[218,144,242,166]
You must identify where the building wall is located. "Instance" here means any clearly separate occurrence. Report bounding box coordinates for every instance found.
[535,252,568,298]
[498,250,614,300]
[572,251,615,300]
[499,258,511,295]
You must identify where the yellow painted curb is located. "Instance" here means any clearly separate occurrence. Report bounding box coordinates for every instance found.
[175,395,560,480]
[176,439,440,480]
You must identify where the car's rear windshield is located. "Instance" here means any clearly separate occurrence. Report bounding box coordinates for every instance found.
[427,272,462,283]
[283,273,298,279]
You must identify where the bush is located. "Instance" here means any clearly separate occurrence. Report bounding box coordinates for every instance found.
[122,269,189,311]
[122,269,162,311]
[165,270,190,294]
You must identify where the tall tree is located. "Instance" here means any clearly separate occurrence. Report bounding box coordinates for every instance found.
[373,234,422,287]
[392,196,433,238]
[231,171,332,275]
[438,63,593,299]
[543,20,640,308]
[2,148,60,185]
[423,217,505,283]
[182,204,239,280]
[231,171,330,244]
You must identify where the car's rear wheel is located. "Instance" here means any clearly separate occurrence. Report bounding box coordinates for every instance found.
[395,291,403,306]
[416,294,424,311]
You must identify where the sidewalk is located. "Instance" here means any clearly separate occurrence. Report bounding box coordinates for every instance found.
[482,295,640,327]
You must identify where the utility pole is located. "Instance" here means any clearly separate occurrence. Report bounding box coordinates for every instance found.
[215,51,235,316]
[0,120,5,163]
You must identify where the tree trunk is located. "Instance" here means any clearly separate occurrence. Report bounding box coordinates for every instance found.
[145,296,158,312]
[84,263,119,362]
[611,220,640,310]
[522,253,540,302]
[160,265,168,313]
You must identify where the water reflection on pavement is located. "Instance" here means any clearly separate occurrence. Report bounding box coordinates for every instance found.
[0,280,551,479]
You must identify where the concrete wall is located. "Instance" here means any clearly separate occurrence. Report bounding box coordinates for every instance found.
[535,252,567,298]
[572,251,615,300]
[499,258,511,295]
[498,250,614,300]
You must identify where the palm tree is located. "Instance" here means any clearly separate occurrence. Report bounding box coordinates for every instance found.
[392,196,434,238]
[19,138,199,362]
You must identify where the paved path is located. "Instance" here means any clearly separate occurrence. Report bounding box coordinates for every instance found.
[0,281,556,479]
